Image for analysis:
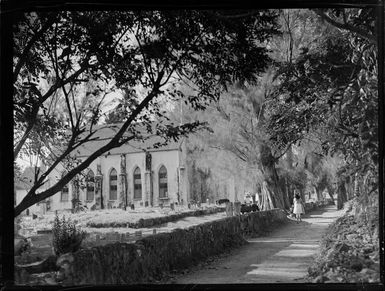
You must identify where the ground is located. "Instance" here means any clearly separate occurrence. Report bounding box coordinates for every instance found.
[16,204,227,263]
[167,205,346,284]
[19,204,220,236]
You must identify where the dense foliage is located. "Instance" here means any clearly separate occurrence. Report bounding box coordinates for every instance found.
[14,10,279,216]
[52,215,86,256]
[265,8,378,209]
[308,199,379,283]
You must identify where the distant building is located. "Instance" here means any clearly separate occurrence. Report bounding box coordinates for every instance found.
[15,166,45,215]
[15,124,190,215]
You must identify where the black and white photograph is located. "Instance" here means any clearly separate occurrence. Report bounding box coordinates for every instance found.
[3,1,382,288]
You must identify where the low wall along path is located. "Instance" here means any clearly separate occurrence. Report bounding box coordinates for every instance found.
[55,208,288,285]
[17,200,334,285]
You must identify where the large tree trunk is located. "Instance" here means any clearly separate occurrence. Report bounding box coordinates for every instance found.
[260,143,290,209]
[285,177,295,206]
[261,181,275,210]
[336,180,348,210]
[345,176,354,200]
[315,185,324,201]
[326,184,336,205]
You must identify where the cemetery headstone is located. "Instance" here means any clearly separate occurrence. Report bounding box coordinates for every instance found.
[135,231,142,238]
[234,201,241,216]
[170,203,175,211]
[145,201,149,207]
[225,202,233,217]
[106,233,113,241]
[159,203,163,209]
[130,204,135,210]
[187,203,191,209]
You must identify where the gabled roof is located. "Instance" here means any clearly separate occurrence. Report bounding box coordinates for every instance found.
[73,123,183,157]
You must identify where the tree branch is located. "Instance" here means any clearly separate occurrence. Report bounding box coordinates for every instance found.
[15,74,165,216]
[13,13,58,82]
[313,9,376,45]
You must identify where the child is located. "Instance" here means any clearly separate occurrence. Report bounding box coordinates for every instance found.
[293,193,305,223]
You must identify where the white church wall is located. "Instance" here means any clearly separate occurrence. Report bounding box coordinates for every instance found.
[83,161,98,209]
[33,145,188,212]
[100,154,121,207]
[151,150,180,205]
[126,152,146,206]
[47,163,72,212]
[178,141,189,205]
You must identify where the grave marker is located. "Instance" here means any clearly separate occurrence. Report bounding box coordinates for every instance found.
[234,201,241,216]
[225,202,233,217]
[106,233,113,241]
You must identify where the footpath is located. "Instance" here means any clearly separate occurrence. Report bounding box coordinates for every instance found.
[171,205,345,284]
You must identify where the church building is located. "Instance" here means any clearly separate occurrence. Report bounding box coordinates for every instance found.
[16,124,190,215]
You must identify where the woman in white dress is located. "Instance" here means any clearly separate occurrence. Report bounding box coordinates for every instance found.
[293,193,305,223]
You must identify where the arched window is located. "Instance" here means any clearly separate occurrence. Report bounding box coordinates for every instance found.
[109,168,118,200]
[133,167,142,199]
[86,170,95,201]
[61,172,69,202]
[159,165,168,198]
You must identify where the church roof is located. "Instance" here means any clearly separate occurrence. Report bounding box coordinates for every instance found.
[73,123,183,157]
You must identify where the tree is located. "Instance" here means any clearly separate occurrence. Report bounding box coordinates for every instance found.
[14,10,279,216]
[170,71,292,209]
[266,8,377,209]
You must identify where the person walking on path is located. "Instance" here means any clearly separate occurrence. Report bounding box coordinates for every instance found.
[293,193,305,223]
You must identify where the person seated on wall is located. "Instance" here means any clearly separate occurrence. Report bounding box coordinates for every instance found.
[216,198,230,205]
[241,203,259,214]
[251,203,259,212]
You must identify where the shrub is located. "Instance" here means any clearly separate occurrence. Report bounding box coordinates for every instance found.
[52,215,87,256]
[15,237,31,257]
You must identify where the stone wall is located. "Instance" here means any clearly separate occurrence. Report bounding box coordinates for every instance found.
[56,209,287,285]
[86,206,226,229]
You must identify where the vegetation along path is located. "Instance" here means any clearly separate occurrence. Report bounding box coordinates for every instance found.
[171,205,346,284]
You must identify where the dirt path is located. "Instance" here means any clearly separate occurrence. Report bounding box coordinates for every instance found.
[172,205,345,284]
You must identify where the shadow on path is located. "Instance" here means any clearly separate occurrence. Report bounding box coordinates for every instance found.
[173,205,345,284]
